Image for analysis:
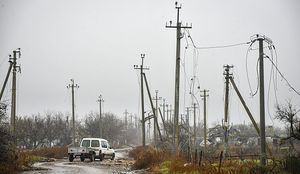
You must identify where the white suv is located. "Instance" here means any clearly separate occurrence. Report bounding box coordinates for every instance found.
[80,138,115,161]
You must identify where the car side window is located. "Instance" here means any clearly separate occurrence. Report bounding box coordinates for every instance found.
[81,140,90,147]
[91,140,100,147]
[101,141,107,148]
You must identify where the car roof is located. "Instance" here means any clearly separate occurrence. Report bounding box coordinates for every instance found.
[81,138,107,141]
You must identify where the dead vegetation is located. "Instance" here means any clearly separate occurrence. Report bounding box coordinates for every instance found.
[128,146,291,174]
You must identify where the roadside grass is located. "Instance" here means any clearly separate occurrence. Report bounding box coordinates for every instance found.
[29,146,68,159]
[0,146,67,173]
[129,146,288,174]
[129,145,171,170]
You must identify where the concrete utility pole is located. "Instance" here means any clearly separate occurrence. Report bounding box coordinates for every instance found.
[200,89,209,149]
[193,103,197,153]
[97,95,104,138]
[134,54,149,147]
[152,90,162,145]
[124,109,129,129]
[186,106,191,161]
[143,74,163,142]
[166,2,192,154]
[129,114,133,127]
[186,107,190,129]
[166,104,169,122]
[160,99,166,135]
[258,36,266,167]
[223,65,233,156]
[160,99,166,124]
[10,49,21,141]
[0,52,17,101]
[67,79,79,146]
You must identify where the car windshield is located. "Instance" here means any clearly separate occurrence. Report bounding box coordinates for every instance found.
[81,140,90,147]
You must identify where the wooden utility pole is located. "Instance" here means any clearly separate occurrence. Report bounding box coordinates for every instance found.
[134,54,149,147]
[166,2,192,154]
[223,65,233,156]
[97,95,104,138]
[67,79,79,146]
[200,89,209,149]
[10,49,21,142]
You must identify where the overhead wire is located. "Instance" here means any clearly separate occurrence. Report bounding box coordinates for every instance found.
[135,69,141,120]
[265,55,300,96]
[245,41,257,97]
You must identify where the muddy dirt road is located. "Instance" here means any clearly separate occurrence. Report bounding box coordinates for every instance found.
[22,148,135,174]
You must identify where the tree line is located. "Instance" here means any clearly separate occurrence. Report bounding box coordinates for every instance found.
[1,108,140,149]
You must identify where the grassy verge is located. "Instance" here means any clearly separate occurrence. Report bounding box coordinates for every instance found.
[0,146,67,173]
[129,146,288,174]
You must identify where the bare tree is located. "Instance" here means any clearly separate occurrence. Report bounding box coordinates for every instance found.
[275,101,300,141]
[0,103,15,168]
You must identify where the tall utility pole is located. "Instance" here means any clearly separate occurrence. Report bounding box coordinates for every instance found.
[97,95,104,138]
[200,89,209,149]
[129,114,133,127]
[10,48,21,140]
[0,50,18,101]
[124,109,129,129]
[161,99,166,124]
[223,65,233,156]
[166,104,169,122]
[258,36,266,167]
[186,106,192,161]
[193,103,197,152]
[143,74,163,142]
[153,90,161,145]
[186,107,190,129]
[67,79,79,146]
[134,54,149,147]
[166,2,192,154]
[161,99,166,135]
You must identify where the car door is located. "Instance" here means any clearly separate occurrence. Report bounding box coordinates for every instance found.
[91,140,100,156]
[106,142,113,155]
[101,140,108,155]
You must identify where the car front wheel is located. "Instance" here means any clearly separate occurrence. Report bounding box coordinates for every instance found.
[111,153,115,160]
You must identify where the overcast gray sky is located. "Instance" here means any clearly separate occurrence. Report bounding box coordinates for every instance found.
[0,0,299,127]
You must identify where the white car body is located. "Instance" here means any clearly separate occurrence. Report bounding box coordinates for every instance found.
[80,138,115,160]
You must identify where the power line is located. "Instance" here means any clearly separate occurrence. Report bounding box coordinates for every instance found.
[195,42,251,50]
[265,55,300,96]
[185,29,251,49]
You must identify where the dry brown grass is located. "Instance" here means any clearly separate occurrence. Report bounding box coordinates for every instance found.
[30,146,68,159]
[129,146,171,170]
[0,146,67,173]
[129,146,286,174]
